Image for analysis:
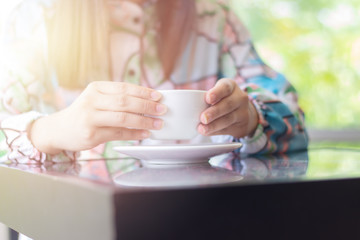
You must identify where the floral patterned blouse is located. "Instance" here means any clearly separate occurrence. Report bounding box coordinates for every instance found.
[0,0,308,166]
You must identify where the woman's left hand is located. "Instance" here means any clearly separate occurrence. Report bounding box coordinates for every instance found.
[198,78,259,138]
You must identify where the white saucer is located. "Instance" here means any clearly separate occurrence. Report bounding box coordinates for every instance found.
[113,142,242,165]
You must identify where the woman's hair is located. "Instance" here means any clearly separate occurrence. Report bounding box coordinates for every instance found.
[47,0,197,89]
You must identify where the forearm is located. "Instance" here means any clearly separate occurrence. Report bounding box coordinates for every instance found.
[258,99,308,153]
[246,99,259,138]
[237,84,308,154]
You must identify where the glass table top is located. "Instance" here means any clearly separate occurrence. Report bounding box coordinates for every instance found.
[2,144,360,190]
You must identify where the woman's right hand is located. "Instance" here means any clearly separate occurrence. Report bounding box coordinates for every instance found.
[30,81,167,154]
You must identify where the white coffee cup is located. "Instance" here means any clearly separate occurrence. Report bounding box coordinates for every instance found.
[150,90,208,140]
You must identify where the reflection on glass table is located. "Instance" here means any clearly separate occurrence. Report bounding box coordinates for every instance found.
[4,147,360,189]
[113,150,309,187]
[1,149,310,189]
[113,162,243,187]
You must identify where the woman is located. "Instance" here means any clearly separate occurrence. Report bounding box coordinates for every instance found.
[0,0,308,164]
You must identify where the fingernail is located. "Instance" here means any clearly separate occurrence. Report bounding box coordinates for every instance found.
[156,104,167,114]
[207,93,215,104]
[199,125,208,135]
[201,113,209,124]
[153,119,163,129]
[151,91,161,100]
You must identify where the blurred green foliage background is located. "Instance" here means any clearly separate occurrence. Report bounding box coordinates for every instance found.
[231,0,360,129]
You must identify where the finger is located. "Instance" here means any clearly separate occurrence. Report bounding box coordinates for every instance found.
[92,111,164,130]
[198,110,242,135]
[203,122,249,138]
[94,93,167,116]
[205,78,236,105]
[94,127,150,142]
[89,81,162,101]
[200,93,248,125]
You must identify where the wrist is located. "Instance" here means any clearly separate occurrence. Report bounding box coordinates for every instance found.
[246,100,259,137]
[29,115,62,155]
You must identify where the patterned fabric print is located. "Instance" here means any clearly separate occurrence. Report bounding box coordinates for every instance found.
[218,6,308,154]
[0,0,308,166]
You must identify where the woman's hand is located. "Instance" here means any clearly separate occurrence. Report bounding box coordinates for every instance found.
[30,81,167,154]
[198,78,259,139]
